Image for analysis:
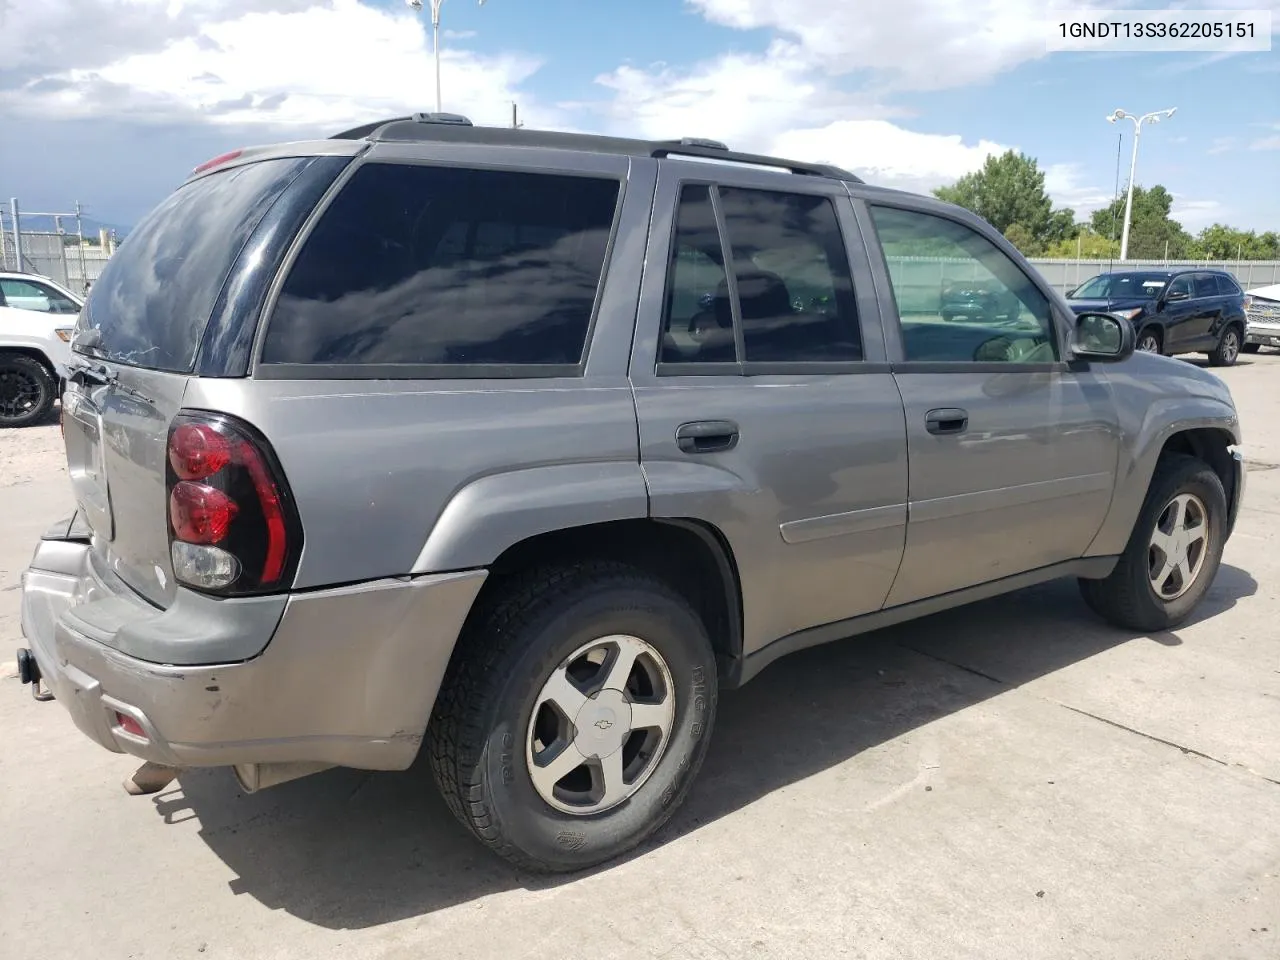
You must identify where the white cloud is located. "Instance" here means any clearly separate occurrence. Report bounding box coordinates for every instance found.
[770,121,1008,194]
[591,42,903,146]
[1043,163,1115,218]
[1,0,551,132]
[591,44,1006,193]
[685,0,1100,90]
[1171,198,1227,230]
[1250,135,1280,150]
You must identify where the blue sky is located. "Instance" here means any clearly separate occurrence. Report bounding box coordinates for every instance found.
[1,0,1277,232]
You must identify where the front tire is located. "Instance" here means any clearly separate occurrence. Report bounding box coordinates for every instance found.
[1136,329,1162,354]
[427,562,717,872]
[1079,453,1226,632]
[0,354,56,428]
[1207,325,1241,367]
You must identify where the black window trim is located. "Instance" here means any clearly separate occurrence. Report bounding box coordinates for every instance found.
[863,198,1071,370]
[655,178,875,378]
[251,155,628,381]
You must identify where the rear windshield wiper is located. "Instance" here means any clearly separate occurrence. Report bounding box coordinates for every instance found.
[65,357,154,406]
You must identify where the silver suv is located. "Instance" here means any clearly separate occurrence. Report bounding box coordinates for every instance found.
[17,115,1245,872]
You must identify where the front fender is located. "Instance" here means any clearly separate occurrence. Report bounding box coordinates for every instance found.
[410,462,650,573]
[1086,394,1241,558]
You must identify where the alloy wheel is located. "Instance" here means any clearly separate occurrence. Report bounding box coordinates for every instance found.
[526,634,676,816]
[1148,493,1210,601]
[0,368,42,423]
[1221,330,1239,364]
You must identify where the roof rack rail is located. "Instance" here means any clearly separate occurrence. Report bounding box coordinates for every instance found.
[651,140,863,182]
[412,112,473,126]
[329,117,411,140]
[325,120,865,184]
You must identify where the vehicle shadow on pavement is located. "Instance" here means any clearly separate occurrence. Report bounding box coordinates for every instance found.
[158,563,1257,929]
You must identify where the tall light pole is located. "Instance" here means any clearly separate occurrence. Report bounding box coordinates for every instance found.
[1107,107,1176,261]
[407,0,487,114]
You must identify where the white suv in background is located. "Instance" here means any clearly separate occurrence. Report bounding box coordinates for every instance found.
[0,272,83,427]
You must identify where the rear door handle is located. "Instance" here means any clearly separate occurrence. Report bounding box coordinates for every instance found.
[925,408,968,436]
[676,420,739,454]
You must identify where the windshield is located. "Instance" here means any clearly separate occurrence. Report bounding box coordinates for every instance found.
[1070,273,1170,300]
[74,157,313,372]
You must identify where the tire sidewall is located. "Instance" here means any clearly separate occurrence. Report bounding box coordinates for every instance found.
[1126,460,1226,625]
[475,581,716,869]
[0,356,54,428]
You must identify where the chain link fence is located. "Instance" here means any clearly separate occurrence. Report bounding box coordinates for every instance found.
[1,202,116,294]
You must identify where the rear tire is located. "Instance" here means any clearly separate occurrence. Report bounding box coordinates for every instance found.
[1242,343,1261,354]
[1078,453,1226,632]
[427,561,717,873]
[0,354,56,428]
[1207,325,1241,367]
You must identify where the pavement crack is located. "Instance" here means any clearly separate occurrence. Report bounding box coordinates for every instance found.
[899,645,1280,788]
[897,644,1011,688]
[1057,704,1228,766]
[1057,704,1280,786]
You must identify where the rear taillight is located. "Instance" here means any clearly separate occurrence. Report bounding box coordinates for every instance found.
[165,412,301,595]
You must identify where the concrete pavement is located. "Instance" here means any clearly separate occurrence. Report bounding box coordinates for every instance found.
[1,356,1277,960]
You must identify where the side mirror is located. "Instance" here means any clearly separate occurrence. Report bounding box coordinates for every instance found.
[1164,288,1189,303]
[1072,311,1134,362]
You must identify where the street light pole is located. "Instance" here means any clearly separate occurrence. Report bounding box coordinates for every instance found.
[407,0,488,115]
[1107,107,1176,261]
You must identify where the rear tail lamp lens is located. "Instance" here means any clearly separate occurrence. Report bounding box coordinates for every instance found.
[169,422,232,480]
[165,413,301,596]
[169,482,238,544]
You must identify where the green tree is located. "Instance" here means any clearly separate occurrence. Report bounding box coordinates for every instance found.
[1088,185,1197,259]
[1195,223,1280,260]
[1003,223,1041,256]
[934,150,1079,254]
[934,150,1053,238]
[1042,230,1120,259]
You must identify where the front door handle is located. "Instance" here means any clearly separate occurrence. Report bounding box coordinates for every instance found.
[676,420,739,454]
[925,408,968,436]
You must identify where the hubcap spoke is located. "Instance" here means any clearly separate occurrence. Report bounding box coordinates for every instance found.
[596,749,629,808]
[601,636,644,693]
[529,742,586,797]
[1149,527,1176,556]
[540,668,589,720]
[628,699,674,735]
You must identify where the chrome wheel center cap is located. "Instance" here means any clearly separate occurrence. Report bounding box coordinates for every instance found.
[573,688,632,759]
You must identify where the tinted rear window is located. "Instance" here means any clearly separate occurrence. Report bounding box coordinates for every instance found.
[1215,274,1241,296]
[260,162,621,370]
[76,157,312,373]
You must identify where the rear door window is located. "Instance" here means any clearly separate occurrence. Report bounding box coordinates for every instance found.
[260,162,622,372]
[1194,274,1219,299]
[76,157,314,372]
[658,183,861,365]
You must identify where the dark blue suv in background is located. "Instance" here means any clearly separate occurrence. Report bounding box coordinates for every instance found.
[1066,269,1248,366]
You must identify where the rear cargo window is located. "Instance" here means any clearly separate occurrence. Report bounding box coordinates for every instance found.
[260,162,621,370]
[75,157,313,373]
